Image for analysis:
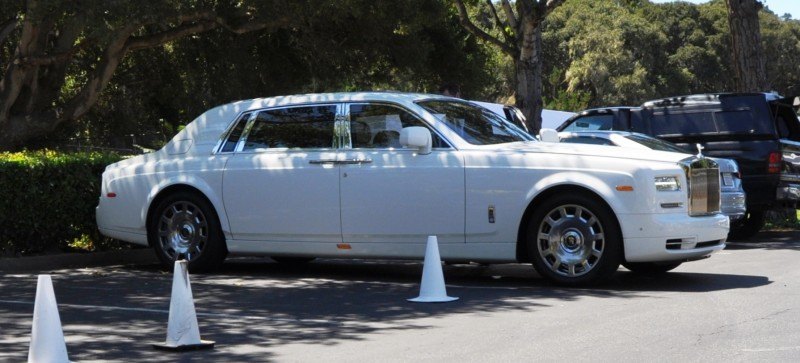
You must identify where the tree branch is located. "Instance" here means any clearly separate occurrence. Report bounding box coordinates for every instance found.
[454,0,516,56]
[485,0,516,45]
[61,25,138,121]
[126,20,216,51]
[126,13,290,52]
[500,0,518,31]
[535,0,566,25]
[0,16,18,46]
[14,41,91,66]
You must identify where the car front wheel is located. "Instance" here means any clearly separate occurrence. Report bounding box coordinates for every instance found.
[527,194,622,286]
[148,191,227,272]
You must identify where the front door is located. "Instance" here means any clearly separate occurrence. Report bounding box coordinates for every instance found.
[338,103,465,245]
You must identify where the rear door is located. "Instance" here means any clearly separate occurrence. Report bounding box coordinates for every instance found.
[222,105,342,243]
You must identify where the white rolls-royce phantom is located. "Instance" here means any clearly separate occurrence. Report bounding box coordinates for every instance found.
[96,92,729,285]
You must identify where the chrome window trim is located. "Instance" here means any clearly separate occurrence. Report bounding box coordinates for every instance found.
[212,111,253,154]
[233,112,258,153]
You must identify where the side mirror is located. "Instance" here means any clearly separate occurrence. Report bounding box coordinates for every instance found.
[400,126,432,155]
[539,128,560,143]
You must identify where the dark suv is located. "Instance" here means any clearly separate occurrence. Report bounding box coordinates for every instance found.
[557,93,800,239]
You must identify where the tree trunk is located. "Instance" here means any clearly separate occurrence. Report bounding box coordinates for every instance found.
[726,0,769,92]
[516,22,544,134]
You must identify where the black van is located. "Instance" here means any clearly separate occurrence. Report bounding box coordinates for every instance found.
[557,93,800,239]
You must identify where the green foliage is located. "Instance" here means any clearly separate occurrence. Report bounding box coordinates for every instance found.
[764,209,800,230]
[0,150,124,255]
[35,0,500,149]
[541,0,800,109]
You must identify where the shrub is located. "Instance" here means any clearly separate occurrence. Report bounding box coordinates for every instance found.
[0,150,124,255]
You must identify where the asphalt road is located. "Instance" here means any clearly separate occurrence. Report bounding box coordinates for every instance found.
[1,231,799,362]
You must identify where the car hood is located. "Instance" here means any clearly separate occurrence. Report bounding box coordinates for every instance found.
[492,141,692,164]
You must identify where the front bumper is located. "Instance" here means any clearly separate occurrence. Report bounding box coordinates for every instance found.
[721,190,747,221]
[620,212,729,263]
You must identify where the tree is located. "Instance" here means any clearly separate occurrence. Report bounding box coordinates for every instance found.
[454,0,565,133]
[0,0,295,150]
[725,0,769,91]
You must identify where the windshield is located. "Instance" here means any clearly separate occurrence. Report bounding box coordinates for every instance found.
[624,133,690,153]
[416,100,534,145]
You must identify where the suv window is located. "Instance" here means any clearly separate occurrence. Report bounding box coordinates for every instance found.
[349,103,448,148]
[650,108,772,136]
[243,105,337,150]
[562,114,613,131]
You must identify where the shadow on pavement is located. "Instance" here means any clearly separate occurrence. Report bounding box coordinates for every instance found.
[0,254,773,361]
[725,230,800,251]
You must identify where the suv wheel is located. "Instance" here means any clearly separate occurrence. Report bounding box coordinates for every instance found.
[728,209,765,241]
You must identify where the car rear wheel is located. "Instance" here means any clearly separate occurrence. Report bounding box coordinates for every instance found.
[622,262,682,274]
[527,193,622,286]
[148,191,227,272]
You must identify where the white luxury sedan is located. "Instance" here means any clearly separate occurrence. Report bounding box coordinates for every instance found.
[96,92,729,285]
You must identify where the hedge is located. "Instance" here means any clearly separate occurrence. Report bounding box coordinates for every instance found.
[0,150,124,255]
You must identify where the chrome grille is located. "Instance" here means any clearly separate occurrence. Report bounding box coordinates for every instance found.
[681,157,721,216]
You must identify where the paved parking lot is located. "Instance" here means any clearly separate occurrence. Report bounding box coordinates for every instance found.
[1,231,799,362]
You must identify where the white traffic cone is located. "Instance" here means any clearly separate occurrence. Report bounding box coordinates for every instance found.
[152,260,214,351]
[408,236,459,303]
[28,274,70,363]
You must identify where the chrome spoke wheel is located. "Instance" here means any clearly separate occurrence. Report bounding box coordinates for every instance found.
[157,201,208,262]
[537,204,605,277]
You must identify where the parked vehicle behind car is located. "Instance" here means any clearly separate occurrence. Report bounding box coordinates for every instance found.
[557,93,800,239]
[96,92,728,286]
[556,130,746,228]
[470,101,576,132]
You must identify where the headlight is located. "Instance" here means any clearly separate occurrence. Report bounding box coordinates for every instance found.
[655,176,681,192]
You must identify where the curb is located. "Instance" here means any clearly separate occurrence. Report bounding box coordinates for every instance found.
[0,248,157,272]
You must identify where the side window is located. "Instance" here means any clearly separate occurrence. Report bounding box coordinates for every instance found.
[714,109,770,134]
[349,104,448,148]
[242,105,336,151]
[650,111,715,136]
[562,115,614,131]
[220,113,250,152]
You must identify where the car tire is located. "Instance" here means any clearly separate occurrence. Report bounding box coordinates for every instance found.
[526,193,622,286]
[728,209,765,241]
[148,191,227,273]
[622,262,682,274]
[271,257,316,264]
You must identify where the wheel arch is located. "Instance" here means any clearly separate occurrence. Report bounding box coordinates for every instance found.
[145,183,227,246]
[515,184,624,263]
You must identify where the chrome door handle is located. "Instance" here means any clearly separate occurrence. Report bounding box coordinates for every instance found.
[309,159,339,164]
[337,159,372,164]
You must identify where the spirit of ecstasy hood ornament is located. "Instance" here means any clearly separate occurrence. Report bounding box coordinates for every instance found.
[696,143,705,158]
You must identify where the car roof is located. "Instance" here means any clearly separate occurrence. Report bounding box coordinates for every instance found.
[169,92,463,155]
[642,92,783,107]
[224,91,456,112]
